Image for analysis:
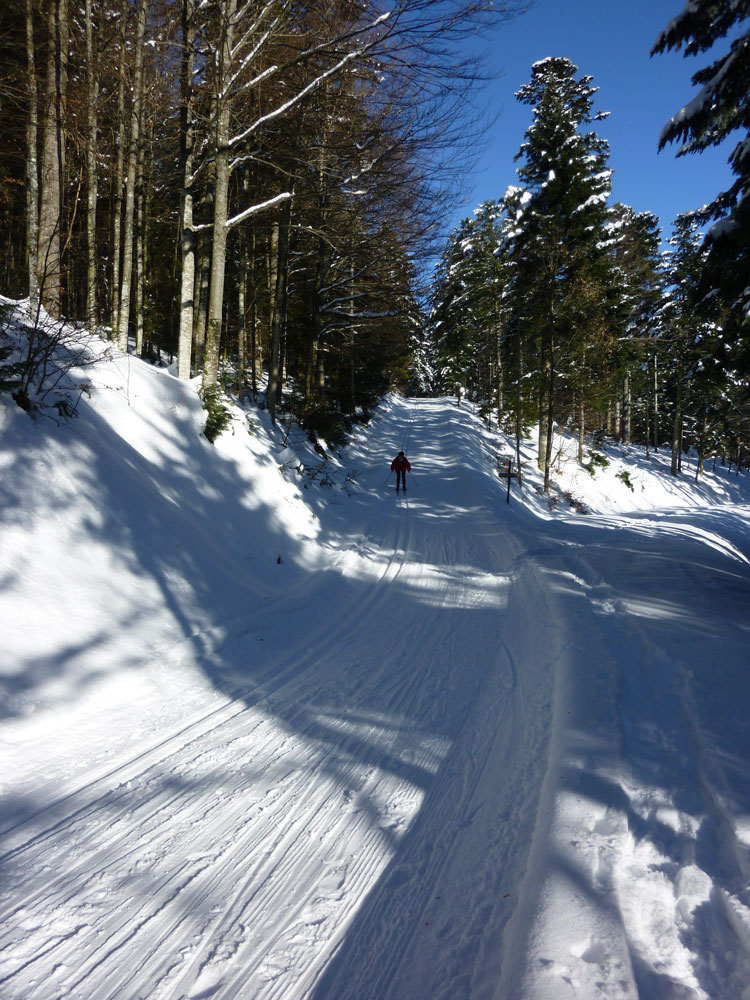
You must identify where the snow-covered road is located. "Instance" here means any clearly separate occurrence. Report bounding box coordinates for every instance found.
[2,381,750,1000]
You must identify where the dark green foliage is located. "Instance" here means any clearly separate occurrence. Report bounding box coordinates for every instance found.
[299,405,349,449]
[200,384,232,444]
[509,58,617,486]
[654,1,750,341]
[616,470,635,491]
[430,201,507,409]
[584,451,610,477]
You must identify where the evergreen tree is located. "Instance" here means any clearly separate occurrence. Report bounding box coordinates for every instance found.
[430,202,506,413]
[660,214,721,475]
[606,204,664,449]
[508,57,614,488]
[653,2,750,344]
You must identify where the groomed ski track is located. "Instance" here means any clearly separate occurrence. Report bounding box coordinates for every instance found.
[3,393,750,999]
[1,397,559,1000]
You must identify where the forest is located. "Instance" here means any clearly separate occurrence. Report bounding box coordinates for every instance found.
[428,29,750,490]
[0,0,748,477]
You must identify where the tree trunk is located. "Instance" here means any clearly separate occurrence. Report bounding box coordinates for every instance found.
[496,323,503,423]
[25,0,39,314]
[652,353,659,451]
[193,234,209,371]
[645,356,652,459]
[202,2,235,389]
[203,148,230,385]
[237,237,247,391]
[695,411,707,481]
[577,397,585,464]
[110,0,128,332]
[58,0,68,310]
[85,0,99,329]
[267,200,292,423]
[249,226,258,397]
[623,373,631,444]
[116,0,146,352]
[177,0,195,379]
[670,369,683,476]
[268,215,278,334]
[543,342,555,493]
[515,331,522,474]
[538,339,549,471]
[203,0,236,389]
[135,118,146,355]
[39,0,65,317]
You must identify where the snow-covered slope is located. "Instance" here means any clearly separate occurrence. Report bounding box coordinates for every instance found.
[2,315,750,1000]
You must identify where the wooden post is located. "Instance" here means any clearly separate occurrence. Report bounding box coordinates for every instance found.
[498,456,520,503]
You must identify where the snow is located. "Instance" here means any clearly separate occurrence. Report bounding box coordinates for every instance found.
[2,306,750,999]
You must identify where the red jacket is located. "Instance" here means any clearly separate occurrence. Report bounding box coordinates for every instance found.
[391,454,411,472]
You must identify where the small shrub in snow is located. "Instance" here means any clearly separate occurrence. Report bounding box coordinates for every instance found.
[562,490,590,513]
[616,470,635,492]
[1,301,104,416]
[199,384,232,443]
[584,450,610,477]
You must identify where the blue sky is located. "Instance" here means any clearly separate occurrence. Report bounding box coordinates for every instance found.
[452,0,735,240]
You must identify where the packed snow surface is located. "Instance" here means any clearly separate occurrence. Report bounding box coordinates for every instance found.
[2,319,750,999]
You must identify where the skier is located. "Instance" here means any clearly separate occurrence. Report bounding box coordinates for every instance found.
[391,450,411,491]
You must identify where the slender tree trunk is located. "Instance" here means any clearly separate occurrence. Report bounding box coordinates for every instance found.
[653,353,659,451]
[347,263,356,411]
[268,215,278,333]
[177,0,195,379]
[203,0,236,389]
[238,237,247,390]
[577,397,585,464]
[496,323,503,423]
[538,337,549,471]
[39,0,64,317]
[309,229,327,401]
[85,0,99,328]
[267,199,292,422]
[25,0,39,314]
[623,373,631,444]
[250,226,258,397]
[116,0,146,352]
[58,0,68,310]
[543,342,555,493]
[696,411,707,481]
[515,330,522,474]
[110,0,128,332]
[135,118,146,355]
[193,233,209,370]
[235,167,252,391]
[279,284,289,405]
[203,146,230,385]
[670,369,683,476]
[315,339,325,394]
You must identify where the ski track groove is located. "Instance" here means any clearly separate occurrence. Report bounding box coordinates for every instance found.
[1,452,419,1000]
[0,500,409,858]
[1,397,552,1000]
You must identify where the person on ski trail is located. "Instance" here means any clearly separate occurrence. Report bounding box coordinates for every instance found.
[391,451,411,491]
